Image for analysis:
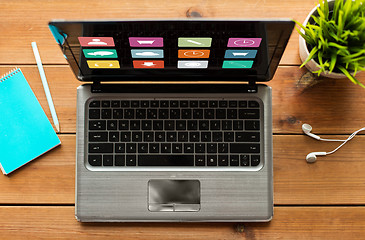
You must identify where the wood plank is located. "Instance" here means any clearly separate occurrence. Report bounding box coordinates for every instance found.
[0,0,318,65]
[1,135,364,205]
[0,206,364,239]
[1,66,364,134]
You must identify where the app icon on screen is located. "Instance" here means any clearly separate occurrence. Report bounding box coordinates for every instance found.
[78,37,115,47]
[133,60,164,68]
[83,49,118,58]
[131,49,164,58]
[178,38,212,47]
[224,50,257,59]
[87,60,120,68]
[222,60,253,69]
[178,61,208,69]
[227,38,262,48]
[129,37,163,47]
[178,50,210,58]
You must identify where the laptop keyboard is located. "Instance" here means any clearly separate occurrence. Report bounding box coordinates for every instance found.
[87,99,261,168]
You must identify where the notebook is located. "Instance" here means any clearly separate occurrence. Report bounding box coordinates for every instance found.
[49,19,294,222]
[0,68,61,175]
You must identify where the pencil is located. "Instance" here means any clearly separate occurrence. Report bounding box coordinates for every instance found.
[31,42,60,133]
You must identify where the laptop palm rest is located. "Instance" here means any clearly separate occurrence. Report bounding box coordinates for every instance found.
[148,180,200,212]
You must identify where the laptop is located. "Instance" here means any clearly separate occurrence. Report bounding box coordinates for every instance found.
[49,19,294,222]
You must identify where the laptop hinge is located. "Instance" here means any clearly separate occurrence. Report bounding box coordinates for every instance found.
[91,80,102,93]
[247,81,258,93]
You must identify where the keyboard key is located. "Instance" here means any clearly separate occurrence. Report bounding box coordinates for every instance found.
[161,143,171,153]
[170,100,179,107]
[151,101,159,108]
[207,155,217,166]
[218,143,228,153]
[121,132,131,142]
[115,155,125,166]
[138,155,194,166]
[230,155,239,166]
[160,101,169,108]
[222,120,232,130]
[147,109,158,119]
[144,132,154,142]
[229,101,237,107]
[240,155,250,166]
[111,100,120,108]
[101,109,112,119]
[193,109,203,119]
[224,132,234,142]
[89,109,100,119]
[218,155,229,166]
[184,143,194,153]
[235,132,260,142]
[149,143,159,153]
[131,101,139,108]
[164,120,175,130]
[159,109,169,119]
[210,120,220,130]
[248,101,260,108]
[209,101,218,108]
[195,155,205,166]
[251,155,260,166]
[230,143,260,153]
[233,120,244,130]
[115,143,125,153]
[199,120,209,130]
[245,120,260,130]
[138,143,148,153]
[227,109,237,119]
[141,101,149,108]
[124,109,135,119]
[121,101,130,108]
[102,101,110,107]
[190,101,199,108]
[239,101,247,108]
[176,120,186,130]
[126,143,137,153]
[103,155,113,166]
[219,101,228,107]
[136,109,146,119]
[195,143,205,153]
[88,155,102,166]
[172,143,183,153]
[199,101,208,108]
[181,109,192,119]
[153,120,163,130]
[212,132,223,142]
[207,143,217,153]
[89,143,113,153]
[180,101,189,107]
[187,120,198,130]
[239,109,260,119]
[109,132,119,142]
[216,109,226,119]
[132,132,142,142]
[167,132,177,142]
[155,131,165,142]
[89,132,108,142]
[189,132,200,142]
[142,120,152,130]
[107,120,118,130]
[178,132,188,142]
[130,120,140,130]
[119,120,129,130]
[204,109,214,119]
[201,132,211,142]
[126,155,137,166]
[89,100,100,108]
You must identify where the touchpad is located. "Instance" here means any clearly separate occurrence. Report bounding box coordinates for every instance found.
[148,180,200,212]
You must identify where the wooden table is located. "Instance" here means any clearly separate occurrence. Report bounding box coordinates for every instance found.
[1,0,365,239]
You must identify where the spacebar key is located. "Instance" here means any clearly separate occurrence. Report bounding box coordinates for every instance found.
[138,155,194,166]
[230,143,260,153]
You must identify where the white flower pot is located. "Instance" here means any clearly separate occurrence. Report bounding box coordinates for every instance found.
[298,1,347,79]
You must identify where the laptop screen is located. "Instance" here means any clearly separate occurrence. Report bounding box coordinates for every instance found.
[49,20,294,82]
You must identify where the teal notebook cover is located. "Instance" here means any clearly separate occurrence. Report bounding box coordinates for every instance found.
[0,68,61,175]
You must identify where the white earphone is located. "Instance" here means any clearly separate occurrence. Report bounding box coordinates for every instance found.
[302,123,365,163]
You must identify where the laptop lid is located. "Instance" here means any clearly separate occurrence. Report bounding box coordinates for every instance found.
[49,19,294,82]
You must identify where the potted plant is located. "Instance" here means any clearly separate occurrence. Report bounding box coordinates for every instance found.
[296,0,365,87]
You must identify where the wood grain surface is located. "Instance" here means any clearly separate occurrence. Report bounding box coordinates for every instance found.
[1,0,365,239]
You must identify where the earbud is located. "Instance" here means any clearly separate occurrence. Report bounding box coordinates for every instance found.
[306,152,327,163]
[303,123,365,163]
[302,124,321,140]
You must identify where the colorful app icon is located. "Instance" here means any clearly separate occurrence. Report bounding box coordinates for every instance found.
[178,50,210,58]
[227,38,262,48]
[87,60,120,68]
[222,60,253,69]
[83,49,118,58]
[178,60,208,69]
[131,49,163,58]
[178,38,212,47]
[224,50,257,59]
[78,37,115,47]
[129,37,163,47]
[133,60,164,68]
